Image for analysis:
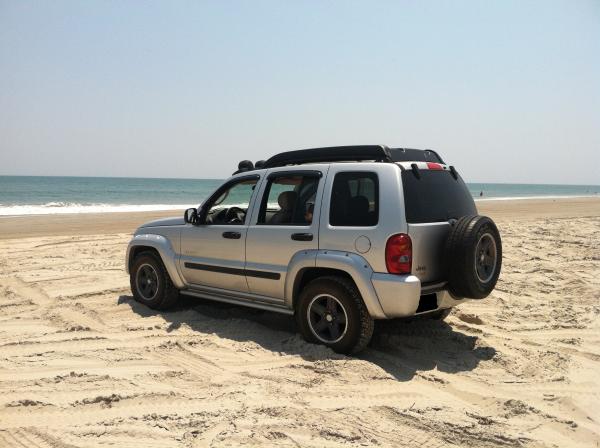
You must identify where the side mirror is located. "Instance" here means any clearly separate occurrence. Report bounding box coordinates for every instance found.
[184,207,199,224]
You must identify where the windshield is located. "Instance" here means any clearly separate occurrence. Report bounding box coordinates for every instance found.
[211,179,256,208]
[401,169,476,223]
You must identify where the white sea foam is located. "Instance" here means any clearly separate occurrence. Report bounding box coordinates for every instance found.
[474,194,598,202]
[0,194,597,216]
[0,203,192,216]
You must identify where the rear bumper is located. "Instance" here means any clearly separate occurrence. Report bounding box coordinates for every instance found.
[370,273,465,318]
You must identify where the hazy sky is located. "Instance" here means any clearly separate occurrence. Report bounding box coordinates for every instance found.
[1,1,599,184]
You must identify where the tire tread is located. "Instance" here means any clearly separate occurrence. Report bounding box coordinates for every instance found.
[130,251,179,310]
[324,276,374,354]
[444,215,502,299]
[295,275,374,354]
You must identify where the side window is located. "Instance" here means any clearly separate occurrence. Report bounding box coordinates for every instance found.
[204,177,258,225]
[258,174,320,225]
[329,172,378,227]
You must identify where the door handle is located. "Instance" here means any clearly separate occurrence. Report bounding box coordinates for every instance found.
[291,233,313,241]
[222,231,241,239]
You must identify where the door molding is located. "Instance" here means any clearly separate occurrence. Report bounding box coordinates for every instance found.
[184,262,281,280]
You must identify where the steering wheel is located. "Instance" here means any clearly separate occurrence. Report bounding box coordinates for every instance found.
[225,206,245,224]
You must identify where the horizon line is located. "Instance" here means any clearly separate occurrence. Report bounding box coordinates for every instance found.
[0,173,599,188]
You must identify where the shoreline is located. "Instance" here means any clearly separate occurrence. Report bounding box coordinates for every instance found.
[0,203,191,217]
[474,193,600,202]
[1,197,599,240]
[1,194,599,217]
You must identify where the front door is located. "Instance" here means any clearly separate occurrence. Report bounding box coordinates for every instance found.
[245,168,327,298]
[179,175,261,292]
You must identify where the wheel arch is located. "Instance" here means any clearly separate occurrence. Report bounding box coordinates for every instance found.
[292,267,354,306]
[126,234,185,289]
[128,245,159,271]
[285,250,387,319]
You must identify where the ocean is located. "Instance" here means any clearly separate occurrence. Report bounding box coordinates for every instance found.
[0,175,598,216]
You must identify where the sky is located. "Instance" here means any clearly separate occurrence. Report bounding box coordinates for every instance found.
[0,0,599,184]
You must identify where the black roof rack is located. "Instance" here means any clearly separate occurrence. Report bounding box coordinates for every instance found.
[234,145,445,174]
[263,145,393,168]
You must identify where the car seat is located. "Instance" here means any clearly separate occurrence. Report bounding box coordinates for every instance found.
[269,191,297,224]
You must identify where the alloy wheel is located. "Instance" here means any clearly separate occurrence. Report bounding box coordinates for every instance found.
[307,294,349,343]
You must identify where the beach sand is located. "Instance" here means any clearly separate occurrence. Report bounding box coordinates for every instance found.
[0,197,599,447]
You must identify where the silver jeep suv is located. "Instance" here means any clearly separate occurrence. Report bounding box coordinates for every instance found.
[126,146,502,354]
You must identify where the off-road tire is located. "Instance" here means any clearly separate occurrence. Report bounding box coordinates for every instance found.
[444,215,502,299]
[296,276,374,354]
[130,251,179,310]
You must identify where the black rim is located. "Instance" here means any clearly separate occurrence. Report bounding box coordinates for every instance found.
[136,263,159,300]
[475,233,497,283]
[307,294,348,343]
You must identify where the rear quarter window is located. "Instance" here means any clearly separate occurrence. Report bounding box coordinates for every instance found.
[330,172,378,226]
[401,170,476,223]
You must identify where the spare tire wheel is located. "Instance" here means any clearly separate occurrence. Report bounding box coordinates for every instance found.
[444,215,502,299]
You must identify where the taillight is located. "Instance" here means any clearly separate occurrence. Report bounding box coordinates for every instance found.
[385,233,412,274]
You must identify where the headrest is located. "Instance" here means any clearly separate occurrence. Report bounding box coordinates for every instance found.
[278,191,297,210]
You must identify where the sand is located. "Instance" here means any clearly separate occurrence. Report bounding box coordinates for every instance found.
[0,198,599,447]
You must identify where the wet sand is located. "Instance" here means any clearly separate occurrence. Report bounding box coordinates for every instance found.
[1,197,599,239]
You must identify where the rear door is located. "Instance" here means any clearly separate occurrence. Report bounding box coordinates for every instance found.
[245,168,326,298]
[400,164,476,283]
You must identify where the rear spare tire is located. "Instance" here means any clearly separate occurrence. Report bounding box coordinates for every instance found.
[444,215,502,299]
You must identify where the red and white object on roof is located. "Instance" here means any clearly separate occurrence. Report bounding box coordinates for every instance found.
[396,161,449,171]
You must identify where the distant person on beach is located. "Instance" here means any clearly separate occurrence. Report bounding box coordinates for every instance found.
[480,191,483,197]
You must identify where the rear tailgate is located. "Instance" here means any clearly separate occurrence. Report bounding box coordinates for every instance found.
[408,222,451,283]
[399,163,477,284]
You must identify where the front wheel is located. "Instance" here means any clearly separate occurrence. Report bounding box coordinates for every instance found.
[130,251,179,310]
[296,276,374,354]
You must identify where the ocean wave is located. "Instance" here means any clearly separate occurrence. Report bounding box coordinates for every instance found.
[0,194,597,216]
[474,194,598,202]
[0,203,193,216]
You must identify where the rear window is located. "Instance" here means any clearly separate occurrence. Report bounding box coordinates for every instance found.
[401,170,476,223]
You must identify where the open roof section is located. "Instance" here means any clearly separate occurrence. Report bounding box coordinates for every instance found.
[262,145,444,168]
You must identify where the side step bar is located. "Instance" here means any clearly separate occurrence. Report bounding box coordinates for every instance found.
[180,287,293,315]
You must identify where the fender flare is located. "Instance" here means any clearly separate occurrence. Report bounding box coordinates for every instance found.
[284,249,387,319]
[126,234,185,289]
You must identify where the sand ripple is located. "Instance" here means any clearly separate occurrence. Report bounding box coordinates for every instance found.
[1,216,599,447]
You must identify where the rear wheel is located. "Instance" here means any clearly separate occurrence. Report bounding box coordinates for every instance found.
[444,215,502,299]
[130,251,179,310]
[296,276,374,354]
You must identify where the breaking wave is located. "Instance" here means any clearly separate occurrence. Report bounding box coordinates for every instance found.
[0,202,192,216]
